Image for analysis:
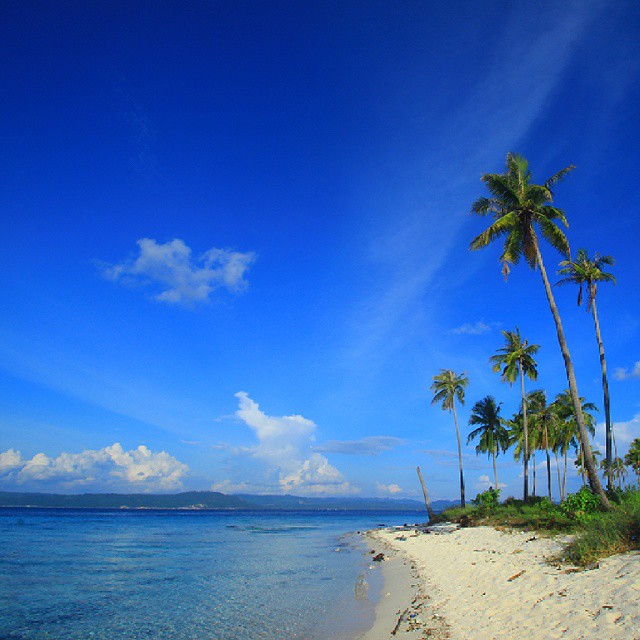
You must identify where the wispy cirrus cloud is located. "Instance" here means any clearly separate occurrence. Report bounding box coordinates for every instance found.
[101,238,256,305]
[613,361,640,381]
[315,436,405,456]
[346,2,603,368]
[0,443,188,492]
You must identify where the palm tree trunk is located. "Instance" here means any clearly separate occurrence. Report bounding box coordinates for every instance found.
[519,361,529,502]
[555,451,563,501]
[581,448,586,487]
[546,448,552,500]
[534,243,610,508]
[452,402,466,508]
[492,446,498,490]
[591,295,613,492]
[563,450,568,501]
[416,466,435,522]
[532,451,536,497]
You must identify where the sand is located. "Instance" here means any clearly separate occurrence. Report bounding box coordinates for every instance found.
[360,525,640,639]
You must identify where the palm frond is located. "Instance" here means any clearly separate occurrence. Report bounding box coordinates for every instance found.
[537,216,570,258]
[544,164,575,191]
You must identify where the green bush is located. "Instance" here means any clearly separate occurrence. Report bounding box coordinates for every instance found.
[472,487,500,510]
[560,487,601,523]
[564,494,640,566]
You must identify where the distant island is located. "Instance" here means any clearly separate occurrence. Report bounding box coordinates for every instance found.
[0,490,456,512]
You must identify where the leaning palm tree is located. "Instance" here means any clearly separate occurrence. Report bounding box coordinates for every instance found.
[557,249,616,490]
[467,396,509,491]
[490,328,539,501]
[431,369,469,507]
[470,153,609,507]
[624,438,640,485]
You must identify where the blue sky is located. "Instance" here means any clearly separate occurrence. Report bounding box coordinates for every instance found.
[1,1,639,500]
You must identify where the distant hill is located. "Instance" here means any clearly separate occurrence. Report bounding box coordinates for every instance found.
[0,490,457,512]
[0,491,248,510]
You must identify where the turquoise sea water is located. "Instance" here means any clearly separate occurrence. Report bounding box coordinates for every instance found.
[0,508,423,639]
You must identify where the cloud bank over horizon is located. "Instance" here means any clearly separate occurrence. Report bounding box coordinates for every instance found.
[0,443,188,492]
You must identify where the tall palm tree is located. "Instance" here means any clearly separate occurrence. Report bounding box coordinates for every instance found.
[624,438,640,485]
[470,153,609,507]
[557,249,616,490]
[467,396,509,491]
[490,328,539,501]
[431,369,469,507]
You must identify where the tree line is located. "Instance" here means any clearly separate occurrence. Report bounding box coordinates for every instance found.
[429,153,636,510]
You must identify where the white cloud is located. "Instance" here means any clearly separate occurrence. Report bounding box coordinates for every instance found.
[475,474,507,491]
[376,482,403,495]
[613,361,640,381]
[450,321,499,336]
[315,436,404,456]
[210,479,257,494]
[0,443,188,491]
[595,414,640,452]
[233,392,358,495]
[102,238,256,305]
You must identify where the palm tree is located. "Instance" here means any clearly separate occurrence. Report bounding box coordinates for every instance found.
[470,153,609,508]
[551,390,597,500]
[431,369,469,507]
[557,249,616,490]
[467,396,509,490]
[624,438,640,485]
[490,328,539,501]
[527,389,556,500]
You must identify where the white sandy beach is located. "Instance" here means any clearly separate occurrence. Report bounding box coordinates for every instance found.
[361,525,640,640]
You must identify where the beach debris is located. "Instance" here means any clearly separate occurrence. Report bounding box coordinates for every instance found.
[372,552,385,562]
[507,569,526,582]
[395,535,407,541]
[426,522,460,535]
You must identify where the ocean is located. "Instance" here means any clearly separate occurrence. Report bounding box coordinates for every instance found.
[0,508,424,639]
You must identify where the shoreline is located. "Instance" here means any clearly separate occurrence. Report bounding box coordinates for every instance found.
[356,528,449,640]
[360,524,640,639]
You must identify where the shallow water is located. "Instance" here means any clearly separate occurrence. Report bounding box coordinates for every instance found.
[0,508,422,639]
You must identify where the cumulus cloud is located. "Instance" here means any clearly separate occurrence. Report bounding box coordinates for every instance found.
[0,443,188,491]
[232,392,357,495]
[613,361,640,381]
[595,414,640,453]
[475,474,506,491]
[315,436,405,456]
[101,238,256,305]
[449,321,499,336]
[376,482,403,495]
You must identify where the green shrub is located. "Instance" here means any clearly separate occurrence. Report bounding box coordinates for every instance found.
[473,487,500,510]
[563,494,640,566]
[560,487,601,523]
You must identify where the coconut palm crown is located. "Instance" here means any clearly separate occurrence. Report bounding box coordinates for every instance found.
[469,152,573,279]
[469,152,609,507]
[557,249,616,311]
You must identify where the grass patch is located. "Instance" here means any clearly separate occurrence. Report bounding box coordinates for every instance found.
[433,488,640,566]
[563,491,640,566]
